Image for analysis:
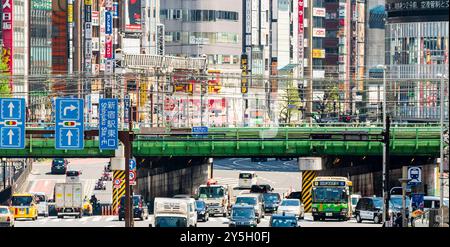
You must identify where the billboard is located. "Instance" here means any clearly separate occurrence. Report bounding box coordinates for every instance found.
[312,49,326,58]
[1,0,13,74]
[313,7,326,17]
[125,0,141,31]
[241,54,249,94]
[313,28,326,37]
[298,0,304,78]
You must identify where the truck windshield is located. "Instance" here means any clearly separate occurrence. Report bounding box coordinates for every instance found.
[236,197,257,205]
[263,193,280,203]
[313,188,347,203]
[155,217,187,227]
[12,196,33,206]
[198,187,224,198]
[239,173,253,179]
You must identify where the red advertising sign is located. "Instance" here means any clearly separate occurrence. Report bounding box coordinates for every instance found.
[298,0,304,76]
[105,35,113,58]
[2,0,13,74]
[125,0,141,30]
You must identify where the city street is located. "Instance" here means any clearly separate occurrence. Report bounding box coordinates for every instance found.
[15,157,378,227]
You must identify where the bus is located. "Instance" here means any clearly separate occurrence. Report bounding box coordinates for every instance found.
[311,176,353,221]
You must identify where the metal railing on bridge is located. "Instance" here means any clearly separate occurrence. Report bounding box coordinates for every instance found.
[122,54,208,72]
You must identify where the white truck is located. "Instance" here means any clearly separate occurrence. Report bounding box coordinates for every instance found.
[54,183,83,218]
[151,198,193,227]
[197,183,233,217]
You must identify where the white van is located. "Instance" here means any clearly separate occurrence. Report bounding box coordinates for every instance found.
[238,171,258,189]
[32,192,49,217]
[185,198,198,227]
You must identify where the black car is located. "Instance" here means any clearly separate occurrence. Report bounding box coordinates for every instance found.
[195,200,209,222]
[263,193,281,213]
[250,184,273,193]
[51,158,68,174]
[270,213,299,227]
[229,205,257,227]
[118,195,149,221]
[354,197,383,224]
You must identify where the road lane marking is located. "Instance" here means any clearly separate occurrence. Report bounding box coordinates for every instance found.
[80,217,89,222]
[92,216,102,222]
[51,218,61,223]
[106,216,116,221]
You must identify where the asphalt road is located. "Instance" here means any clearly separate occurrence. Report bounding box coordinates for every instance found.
[15,157,380,227]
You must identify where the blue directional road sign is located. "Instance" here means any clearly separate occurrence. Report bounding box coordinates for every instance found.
[192,126,208,138]
[99,98,118,150]
[0,98,25,149]
[129,159,136,170]
[55,98,84,150]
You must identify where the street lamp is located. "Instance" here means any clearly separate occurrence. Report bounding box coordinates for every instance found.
[437,73,447,227]
[377,64,389,224]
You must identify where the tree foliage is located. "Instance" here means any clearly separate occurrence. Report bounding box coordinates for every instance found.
[279,81,302,125]
[0,49,12,97]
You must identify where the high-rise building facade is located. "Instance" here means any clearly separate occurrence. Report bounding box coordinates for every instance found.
[385,0,449,122]
[161,0,242,68]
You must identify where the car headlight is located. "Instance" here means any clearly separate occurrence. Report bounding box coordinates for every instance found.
[312,208,317,212]
[341,208,348,212]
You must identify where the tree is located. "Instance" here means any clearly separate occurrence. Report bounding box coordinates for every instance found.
[0,49,12,97]
[279,81,302,125]
[316,83,340,118]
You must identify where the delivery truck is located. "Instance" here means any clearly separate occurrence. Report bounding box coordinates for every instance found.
[54,183,83,218]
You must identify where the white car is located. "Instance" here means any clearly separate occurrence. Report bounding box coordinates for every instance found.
[31,192,49,217]
[0,206,14,227]
[351,194,361,215]
[277,199,304,219]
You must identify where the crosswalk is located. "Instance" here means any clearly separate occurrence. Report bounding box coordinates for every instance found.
[17,216,118,224]
[25,178,97,199]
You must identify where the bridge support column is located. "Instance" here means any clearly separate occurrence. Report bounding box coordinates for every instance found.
[299,157,323,213]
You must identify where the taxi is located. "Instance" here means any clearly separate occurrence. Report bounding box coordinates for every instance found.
[10,193,38,221]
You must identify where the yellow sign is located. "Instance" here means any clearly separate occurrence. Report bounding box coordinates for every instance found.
[85,0,92,4]
[68,4,73,23]
[312,49,326,59]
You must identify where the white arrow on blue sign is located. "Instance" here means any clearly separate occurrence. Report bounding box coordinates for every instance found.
[0,98,25,149]
[129,159,136,170]
[55,98,84,150]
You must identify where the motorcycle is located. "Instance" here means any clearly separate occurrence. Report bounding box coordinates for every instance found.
[94,180,106,190]
[100,172,112,181]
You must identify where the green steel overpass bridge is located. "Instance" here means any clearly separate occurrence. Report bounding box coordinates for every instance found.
[0,126,442,158]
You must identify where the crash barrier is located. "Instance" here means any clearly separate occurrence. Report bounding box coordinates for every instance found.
[101,204,115,215]
[413,208,449,227]
[301,171,317,212]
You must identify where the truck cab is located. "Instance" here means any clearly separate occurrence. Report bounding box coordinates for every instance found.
[197,182,231,217]
[152,198,192,227]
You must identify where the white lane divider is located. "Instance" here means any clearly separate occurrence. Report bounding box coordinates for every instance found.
[66,218,74,222]
[106,216,116,221]
[51,218,61,223]
[92,216,102,222]
[80,217,89,222]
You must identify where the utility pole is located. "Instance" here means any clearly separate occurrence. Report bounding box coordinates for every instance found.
[122,100,134,227]
[437,73,447,227]
[383,115,391,224]
[306,0,313,125]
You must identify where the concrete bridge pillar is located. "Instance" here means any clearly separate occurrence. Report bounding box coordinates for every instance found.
[299,157,323,213]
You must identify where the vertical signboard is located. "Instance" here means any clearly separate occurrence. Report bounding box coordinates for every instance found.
[99,98,118,150]
[85,0,93,72]
[105,11,113,35]
[241,54,249,94]
[298,0,304,78]
[2,0,13,89]
[68,0,74,74]
[125,0,141,31]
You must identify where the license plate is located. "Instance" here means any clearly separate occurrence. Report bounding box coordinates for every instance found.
[326,213,332,216]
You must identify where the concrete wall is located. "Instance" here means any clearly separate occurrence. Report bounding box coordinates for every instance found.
[135,157,209,211]
[319,162,440,197]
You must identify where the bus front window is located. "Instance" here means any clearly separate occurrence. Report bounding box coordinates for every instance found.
[313,188,348,203]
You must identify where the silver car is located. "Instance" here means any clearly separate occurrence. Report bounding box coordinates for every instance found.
[0,206,14,227]
[235,194,265,223]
